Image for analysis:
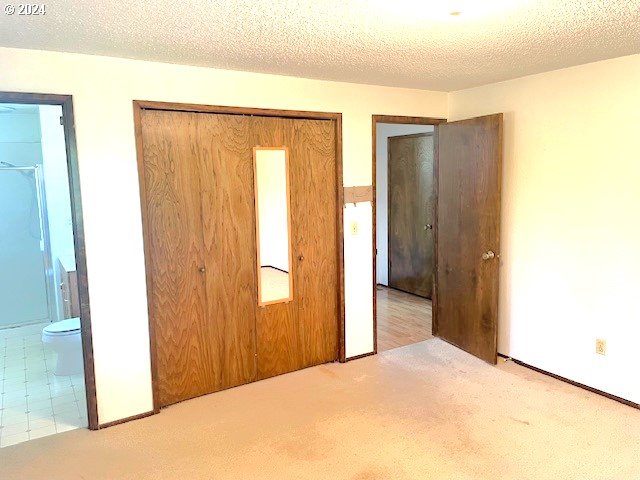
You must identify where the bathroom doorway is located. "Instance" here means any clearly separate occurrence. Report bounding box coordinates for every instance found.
[0,92,97,447]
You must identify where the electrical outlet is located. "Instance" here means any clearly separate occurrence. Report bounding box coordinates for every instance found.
[596,339,606,356]
[351,221,358,235]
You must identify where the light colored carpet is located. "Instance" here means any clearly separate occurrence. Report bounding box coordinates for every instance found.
[1,338,639,479]
[260,266,290,303]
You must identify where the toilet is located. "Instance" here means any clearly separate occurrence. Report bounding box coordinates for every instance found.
[42,318,83,376]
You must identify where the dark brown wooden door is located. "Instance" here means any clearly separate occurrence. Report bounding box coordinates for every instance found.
[252,116,338,378]
[435,114,502,364]
[140,110,257,407]
[388,133,435,298]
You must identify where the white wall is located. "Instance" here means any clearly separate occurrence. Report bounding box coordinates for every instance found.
[375,123,434,285]
[256,149,289,272]
[39,105,76,321]
[449,54,640,404]
[0,47,447,423]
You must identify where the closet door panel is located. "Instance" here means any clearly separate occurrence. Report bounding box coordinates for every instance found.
[141,109,339,406]
[251,116,302,379]
[140,110,213,407]
[197,113,258,390]
[289,118,339,367]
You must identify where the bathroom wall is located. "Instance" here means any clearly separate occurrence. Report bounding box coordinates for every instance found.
[0,106,42,167]
[39,104,77,321]
[0,105,77,326]
[375,123,434,285]
[0,108,48,326]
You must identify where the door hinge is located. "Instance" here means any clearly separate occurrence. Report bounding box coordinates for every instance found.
[59,115,64,125]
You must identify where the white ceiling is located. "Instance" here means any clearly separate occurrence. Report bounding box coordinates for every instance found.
[1,0,639,91]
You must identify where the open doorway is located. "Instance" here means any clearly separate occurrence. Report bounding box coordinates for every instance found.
[0,93,97,447]
[373,113,502,363]
[373,115,445,353]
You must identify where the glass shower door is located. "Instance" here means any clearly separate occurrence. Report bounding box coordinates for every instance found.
[0,167,50,327]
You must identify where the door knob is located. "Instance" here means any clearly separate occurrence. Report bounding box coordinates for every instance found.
[198,266,206,273]
[481,251,495,261]
[298,255,304,262]
[424,224,433,230]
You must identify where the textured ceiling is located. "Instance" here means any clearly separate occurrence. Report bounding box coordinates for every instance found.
[1,0,639,90]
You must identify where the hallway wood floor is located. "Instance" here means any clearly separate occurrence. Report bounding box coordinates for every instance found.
[376,285,432,352]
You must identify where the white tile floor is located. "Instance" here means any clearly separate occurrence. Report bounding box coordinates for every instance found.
[0,322,87,448]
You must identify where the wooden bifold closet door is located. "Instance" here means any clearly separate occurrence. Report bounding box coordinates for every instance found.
[140,111,257,407]
[139,109,338,408]
[251,117,338,379]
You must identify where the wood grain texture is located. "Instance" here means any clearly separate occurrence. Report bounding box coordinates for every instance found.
[431,124,441,337]
[435,113,502,364]
[288,118,339,367]
[140,110,214,407]
[134,101,341,121]
[253,116,339,375]
[135,101,345,367]
[133,101,162,413]
[252,116,301,379]
[58,258,80,318]
[388,133,435,298]
[343,185,372,203]
[376,286,433,352]
[198,113,258,391]
[371,115,447,126]
[334,114,345,363]
[137,102,343,407]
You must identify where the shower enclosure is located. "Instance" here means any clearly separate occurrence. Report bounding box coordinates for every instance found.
[0,164,55,327]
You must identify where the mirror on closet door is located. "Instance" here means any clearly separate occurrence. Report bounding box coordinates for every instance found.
[253,147,293,306]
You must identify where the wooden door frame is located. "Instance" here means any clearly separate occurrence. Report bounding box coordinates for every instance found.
[371,115,446,354]
[0,91,99,430]
[133,100,345,413]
